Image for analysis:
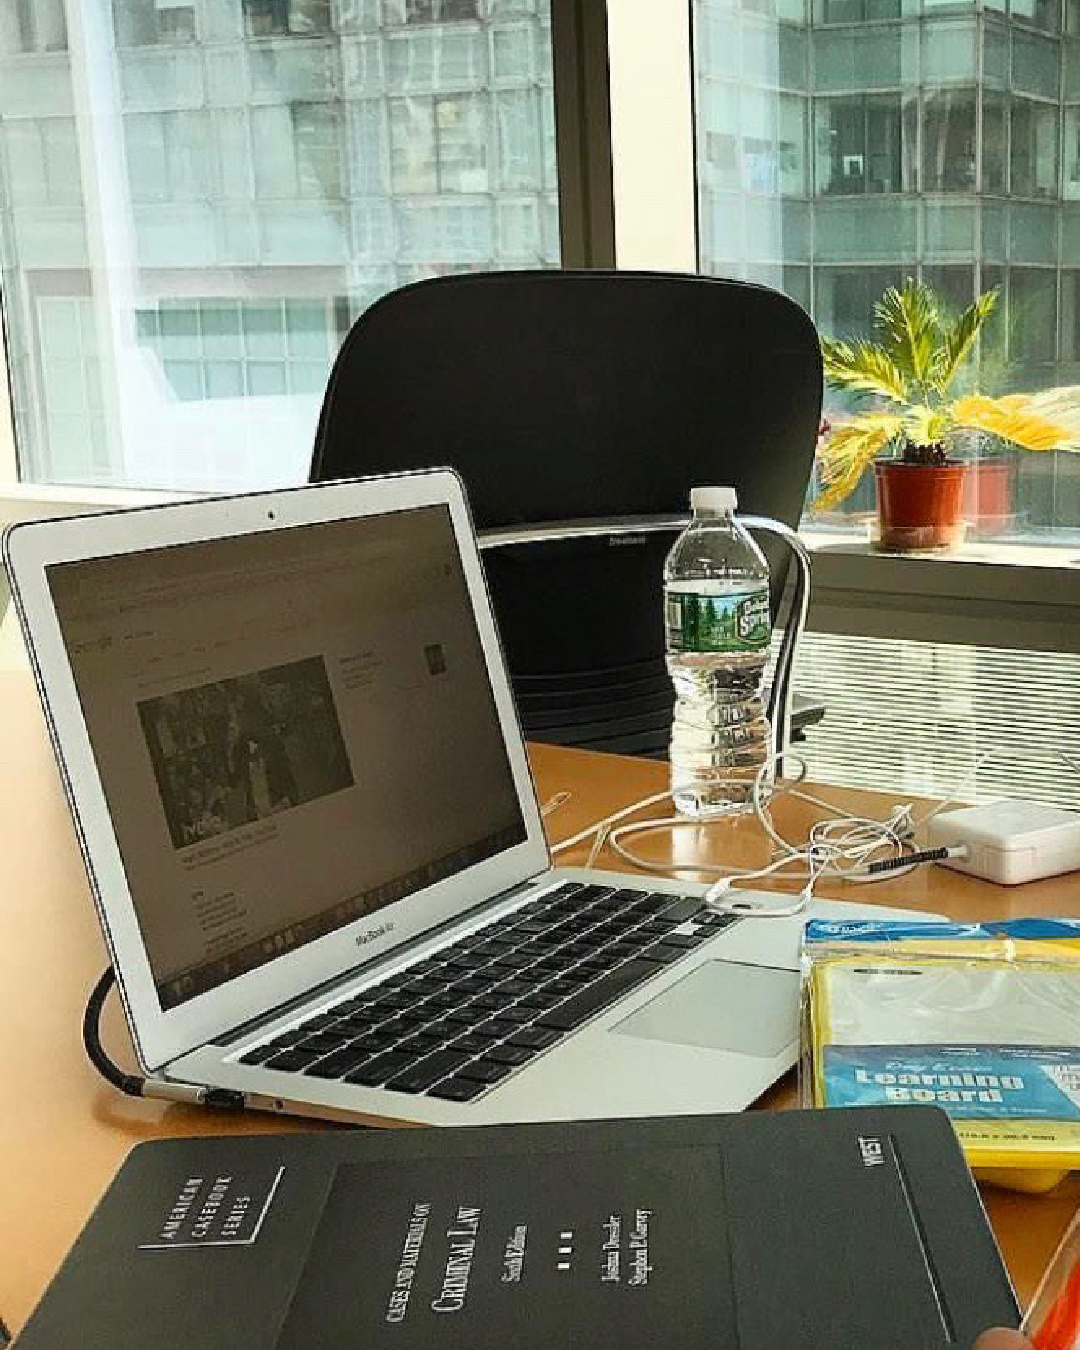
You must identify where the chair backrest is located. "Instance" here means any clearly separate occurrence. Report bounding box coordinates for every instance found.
[311,269,823,755]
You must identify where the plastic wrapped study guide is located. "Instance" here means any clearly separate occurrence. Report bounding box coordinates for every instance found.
[800,918,1080,1190]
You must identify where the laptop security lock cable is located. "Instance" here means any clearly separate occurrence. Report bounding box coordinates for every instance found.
[83,967,247,1111]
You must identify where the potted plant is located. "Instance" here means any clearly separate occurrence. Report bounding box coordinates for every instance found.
[813,278,1079,550]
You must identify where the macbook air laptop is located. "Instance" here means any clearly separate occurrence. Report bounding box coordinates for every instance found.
[4,470,923,1127]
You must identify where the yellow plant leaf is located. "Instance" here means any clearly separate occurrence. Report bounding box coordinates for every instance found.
[905,404,950,446]
[812,415,904,512]
[952,394,1080,452]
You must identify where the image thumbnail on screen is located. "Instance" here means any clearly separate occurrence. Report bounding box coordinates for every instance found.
[138,656,354,849]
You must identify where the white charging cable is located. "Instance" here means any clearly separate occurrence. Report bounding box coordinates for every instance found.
[549,751,929,919]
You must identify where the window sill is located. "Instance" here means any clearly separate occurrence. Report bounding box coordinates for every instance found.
[801,528,1080,653]
[0,482,193,530]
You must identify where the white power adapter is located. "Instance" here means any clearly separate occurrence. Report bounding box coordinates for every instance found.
[925,798,1080,885]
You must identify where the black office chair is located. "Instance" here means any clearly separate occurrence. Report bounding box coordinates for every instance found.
[310,270,823,756]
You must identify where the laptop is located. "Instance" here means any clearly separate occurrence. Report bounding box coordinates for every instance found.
[4,470,924,1128]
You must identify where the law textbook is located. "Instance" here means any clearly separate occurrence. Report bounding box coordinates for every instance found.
[16,1109,1016,1350]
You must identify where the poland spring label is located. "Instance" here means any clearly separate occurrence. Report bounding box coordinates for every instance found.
[665,589,771,655]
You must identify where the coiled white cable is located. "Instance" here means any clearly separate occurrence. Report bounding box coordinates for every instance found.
[550,750,919,919]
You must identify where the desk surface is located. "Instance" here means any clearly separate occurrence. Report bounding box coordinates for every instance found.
[3,667,1079,1334]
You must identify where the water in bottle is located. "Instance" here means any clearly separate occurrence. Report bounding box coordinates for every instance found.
[664,486,772,817]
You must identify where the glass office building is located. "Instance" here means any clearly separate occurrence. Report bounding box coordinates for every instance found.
[0,0,558,490]
[694,0,1080,535]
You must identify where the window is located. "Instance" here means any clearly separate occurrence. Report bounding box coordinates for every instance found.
[815,95,904,196]
[391,0,482,23]
[922,91,977,193]
[390,94,491,194]
[242,0,333,39]
[0,0,558,491]
[2,0,67,52]
[1011,96,1059,197]
[693,0,1080,540]
[135,300,334,402]
[114,0,197,46]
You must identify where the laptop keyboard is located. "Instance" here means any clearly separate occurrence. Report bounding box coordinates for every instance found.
[236,881,738,1104]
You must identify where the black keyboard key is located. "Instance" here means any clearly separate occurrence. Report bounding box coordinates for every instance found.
[238,1043,278,1065]
[452,975,499,996]
[457,1058,512,1085]
[497,1005,538,1025]
[485,959,525,977]
[305,1048,372,1079]
[428,1075,487,1101]
[473,1018,519,1041]
[264,1027,310,1048]
[574,960,616,979]
[700,912,739,931]
[441,956,482,977]
[263,1047,323,1072]
[345,1051,418,1086]
[423,991,465,1011]
[350,1029,398,1054]
[381,1013,426,1037]
[332,995,375,1014]
[514,990,561,1011]
[536,958,658,1032]
[405,977,451,997]
[483,1043,536,1067]
[659,932,709,950]
[295,1032,350,1055]
[386,1050,472,1094]
[508,1026,559,1050]
[372,990,417,1011]
[546,977,582,998]
[396,1033,447,1057]
[627,892,671,913]
[493,952,535,970]
[447,1033,495,1055]
[466,993,504,1012]
[639,943,684,965]
[465,1021,508,1042]
[511,919,550,935]
[658,896,707,923]
[574,885,614,903]
[491,978,531,998]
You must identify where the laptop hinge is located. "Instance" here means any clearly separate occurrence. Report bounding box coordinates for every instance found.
[207,876,546,1048]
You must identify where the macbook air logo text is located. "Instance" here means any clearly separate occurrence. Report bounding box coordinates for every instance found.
[857,1135,885,1168]
[356,922,395,947]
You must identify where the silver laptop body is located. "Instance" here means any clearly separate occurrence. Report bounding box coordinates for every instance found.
[4,470,916,1127]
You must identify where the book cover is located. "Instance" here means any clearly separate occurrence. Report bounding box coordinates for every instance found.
[16,1109,1017,1350]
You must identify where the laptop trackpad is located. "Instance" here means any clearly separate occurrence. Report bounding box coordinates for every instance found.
[613,961,799,1057]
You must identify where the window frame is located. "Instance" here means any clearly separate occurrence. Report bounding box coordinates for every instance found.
[0,0,609,498]
[3,0,1080,655]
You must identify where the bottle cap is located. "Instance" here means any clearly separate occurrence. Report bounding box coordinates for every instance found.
[690,486,738,513]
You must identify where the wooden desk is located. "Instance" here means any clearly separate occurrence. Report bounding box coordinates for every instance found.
[3,668,1079,1334]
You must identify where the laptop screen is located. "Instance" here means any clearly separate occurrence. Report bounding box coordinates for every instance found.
[46,504,527,1010]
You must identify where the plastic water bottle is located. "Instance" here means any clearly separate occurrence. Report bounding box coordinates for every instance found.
[664,486,772,817]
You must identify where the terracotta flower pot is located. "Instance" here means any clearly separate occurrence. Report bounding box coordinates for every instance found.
[873,460,968,552]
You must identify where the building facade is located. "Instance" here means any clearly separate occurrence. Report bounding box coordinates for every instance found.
[694,0,1080,533]
[0,0,558,489]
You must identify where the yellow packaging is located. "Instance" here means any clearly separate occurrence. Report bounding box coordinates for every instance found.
[800,918,1080,1184]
